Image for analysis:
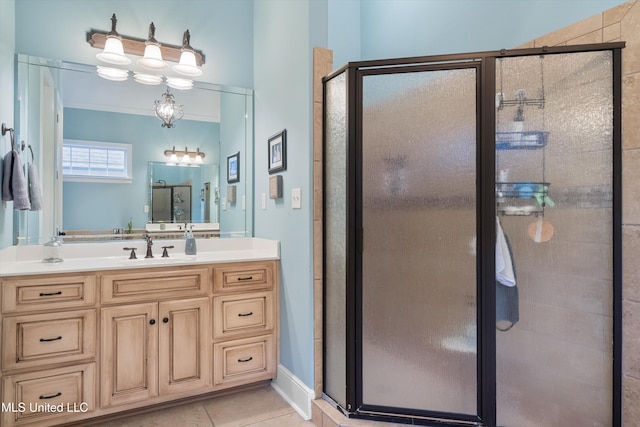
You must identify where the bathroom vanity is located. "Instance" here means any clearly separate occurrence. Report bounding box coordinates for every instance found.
[0,238,279,426]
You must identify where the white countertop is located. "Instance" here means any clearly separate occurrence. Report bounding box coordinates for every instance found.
[0,238,280,277]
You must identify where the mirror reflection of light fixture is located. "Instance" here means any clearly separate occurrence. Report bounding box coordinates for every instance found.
[166,76,194,91]
[154,87,184,128]
[173,30,203,77]
[164,146,206,164]
[137,22,167,70]
[134,72,163,85]
[95,14,131,65]
[97,66,129,81]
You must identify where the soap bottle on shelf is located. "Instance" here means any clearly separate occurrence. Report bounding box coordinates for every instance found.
[185,227,197,255]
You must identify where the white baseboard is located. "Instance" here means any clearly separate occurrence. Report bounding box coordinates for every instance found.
[271,364,315,420]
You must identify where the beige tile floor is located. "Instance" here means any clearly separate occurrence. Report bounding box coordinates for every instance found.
[89,385,316,427]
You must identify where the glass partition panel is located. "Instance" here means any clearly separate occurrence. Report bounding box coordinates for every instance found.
[361,67,478,414]
[323,70,348,408]
[495,51,614,427]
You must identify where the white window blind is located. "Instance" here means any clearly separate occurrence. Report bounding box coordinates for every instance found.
[62,140,132,183]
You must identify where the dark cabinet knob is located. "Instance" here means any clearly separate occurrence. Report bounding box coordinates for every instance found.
[149,319,156,325]
[163,317,169,323]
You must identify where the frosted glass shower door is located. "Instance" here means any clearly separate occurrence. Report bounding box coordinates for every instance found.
[361,67,478,415]
[495,51,616,427]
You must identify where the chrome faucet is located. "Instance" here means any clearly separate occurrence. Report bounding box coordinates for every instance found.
[145,234,154,258]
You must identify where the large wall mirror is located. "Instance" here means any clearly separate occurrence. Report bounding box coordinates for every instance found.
[10,54,253,244]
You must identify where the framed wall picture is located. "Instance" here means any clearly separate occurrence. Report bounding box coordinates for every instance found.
[227,151,240,183]
[268,129,287,174]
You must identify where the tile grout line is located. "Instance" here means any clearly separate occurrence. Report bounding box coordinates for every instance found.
[201,400,217,427]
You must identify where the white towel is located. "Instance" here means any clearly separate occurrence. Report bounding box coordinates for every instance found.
[2,150,31,210]
[28,162,43,211]
[496,217,516,287]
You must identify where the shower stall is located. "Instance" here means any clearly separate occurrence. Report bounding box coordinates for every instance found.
[323,44,622,427]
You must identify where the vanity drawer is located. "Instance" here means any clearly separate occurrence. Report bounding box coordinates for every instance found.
[213,292,274,340]
[3,310,96,371]
[101,267,210,304]
[2,275,97,314]
[213,261,276,293]
[2,363,95,427]
[213,335,275,388]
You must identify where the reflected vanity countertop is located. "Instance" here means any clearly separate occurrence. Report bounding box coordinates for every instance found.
[0,237,280,277]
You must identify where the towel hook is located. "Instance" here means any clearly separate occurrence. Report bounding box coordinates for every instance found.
[1,123,15,150]
[1,123,12,136]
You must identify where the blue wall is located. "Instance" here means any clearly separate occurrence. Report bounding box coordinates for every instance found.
[254,0,319,390]
[63,108,219,231]
[327,0,628,68]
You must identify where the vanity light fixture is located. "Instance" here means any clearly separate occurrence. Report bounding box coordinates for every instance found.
[87,14,205,73]
[137,22,167,70]
[173,30,203,77]
[95,14,131,65]
[154,87,184,128]
[164,146,206,164]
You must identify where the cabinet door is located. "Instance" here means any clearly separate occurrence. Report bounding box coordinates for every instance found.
[158,298,211,395]
[101,303,158,407]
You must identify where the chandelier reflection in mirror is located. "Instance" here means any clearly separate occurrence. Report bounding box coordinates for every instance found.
[154,87,184,128]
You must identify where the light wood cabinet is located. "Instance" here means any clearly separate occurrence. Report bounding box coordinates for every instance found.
[158,298,210,395]
[211,262,278,391]
[0,259,278,425]
[2,363,95,427]
[213,334,276,388]
[100,298,210,407]
[3,309,96,371]
[2,274,96,314]
[0,273,98,427]
[100,302,159,407]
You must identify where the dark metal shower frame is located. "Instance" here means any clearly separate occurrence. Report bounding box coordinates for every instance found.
[322,42,624,427]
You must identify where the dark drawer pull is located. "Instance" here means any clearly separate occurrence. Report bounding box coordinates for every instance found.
[39,291,62,297]
[238,356,253,363]
[39,392,62,400]
[237,276,253,281]
[238,312,253,317]
[40,336,62,342]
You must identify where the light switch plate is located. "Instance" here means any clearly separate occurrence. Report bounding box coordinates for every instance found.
[261,193,267,210]
[292,188,301,209]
